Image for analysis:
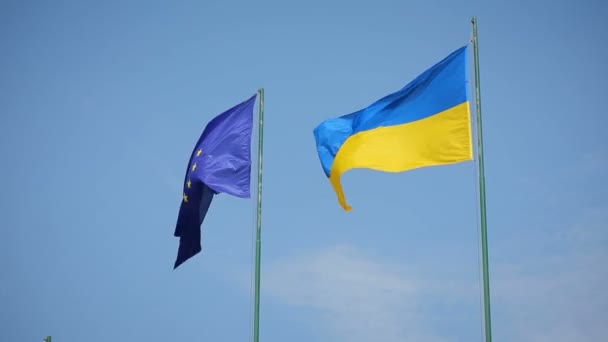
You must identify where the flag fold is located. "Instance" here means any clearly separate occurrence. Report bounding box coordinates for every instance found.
[174,94,256,269]
[313,46,473,211]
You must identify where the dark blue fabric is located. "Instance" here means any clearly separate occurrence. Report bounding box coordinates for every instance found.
[173,94,256,269]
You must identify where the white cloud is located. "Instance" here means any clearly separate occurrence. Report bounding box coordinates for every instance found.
[259,203,608,342]
[263,245,458,342]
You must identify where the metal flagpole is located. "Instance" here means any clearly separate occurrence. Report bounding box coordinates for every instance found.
[252,88,265,342]
[471,16,493,342]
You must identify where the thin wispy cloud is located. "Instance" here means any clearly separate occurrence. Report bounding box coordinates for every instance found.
[263,245,459,342]
[259,202,607,342]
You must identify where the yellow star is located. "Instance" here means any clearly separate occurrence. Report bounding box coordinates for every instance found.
[183,193,189,202]
[191,163,197,171]
[196,148,203,157]
[187,179,192,188]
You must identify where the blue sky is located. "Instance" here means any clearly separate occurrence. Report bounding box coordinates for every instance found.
[1,0,606,341]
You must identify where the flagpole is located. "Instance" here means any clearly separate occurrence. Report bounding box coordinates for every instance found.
[253,88,265,342]
[471,17,493,342]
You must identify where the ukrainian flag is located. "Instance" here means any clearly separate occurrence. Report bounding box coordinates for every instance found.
[313,45,473,211]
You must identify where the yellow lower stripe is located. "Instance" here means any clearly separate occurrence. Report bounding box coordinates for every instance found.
[329,101,473,211]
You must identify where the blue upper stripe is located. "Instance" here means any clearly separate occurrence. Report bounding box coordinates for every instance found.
[313,45,470,177]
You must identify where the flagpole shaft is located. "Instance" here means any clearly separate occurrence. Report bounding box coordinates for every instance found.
[471,17,493,342]
[253,88,264,342]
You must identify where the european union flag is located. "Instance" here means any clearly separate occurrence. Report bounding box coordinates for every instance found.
[174,94,257,269]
